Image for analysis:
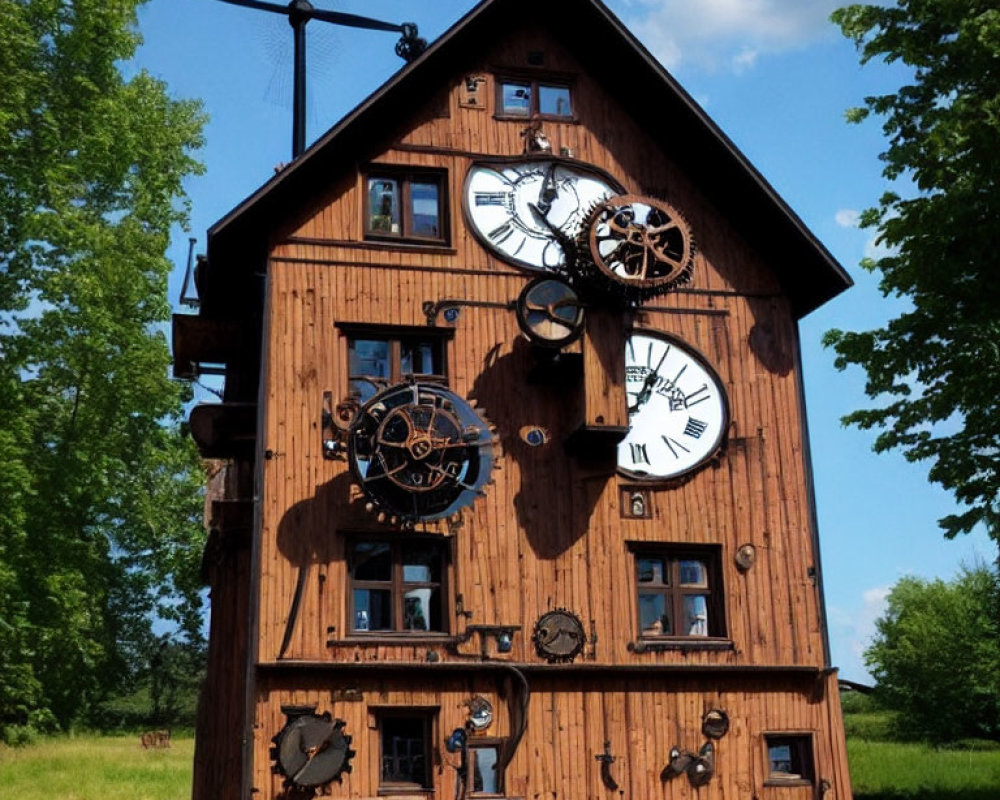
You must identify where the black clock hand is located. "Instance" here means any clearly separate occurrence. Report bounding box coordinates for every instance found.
[628,349,669,414]
[536,161,558,216]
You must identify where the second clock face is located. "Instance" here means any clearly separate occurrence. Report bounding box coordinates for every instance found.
[621,332,728,481]
[464,158,621,272]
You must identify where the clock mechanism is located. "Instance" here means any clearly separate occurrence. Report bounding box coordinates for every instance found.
[348,382,496,524]
[532,609,586,663]
[578,194,696,302]
[271,709,354,792]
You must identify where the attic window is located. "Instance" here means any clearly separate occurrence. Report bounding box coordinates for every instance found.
[365,168,448,245]
[497,78,573,119]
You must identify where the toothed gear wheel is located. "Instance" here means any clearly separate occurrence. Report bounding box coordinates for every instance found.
[349,382,496,524]
[271,712,355,790]
[533,608,586,663]
[577,194,695,302]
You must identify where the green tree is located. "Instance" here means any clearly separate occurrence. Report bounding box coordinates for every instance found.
[826,3,1000,545]
[0,0,207,737]
[865,565,1000,743]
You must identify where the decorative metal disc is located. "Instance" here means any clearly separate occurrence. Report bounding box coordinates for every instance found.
[532,609,586,663]
[349,382,495,523]
[581,194,695,301]
[702,709,730,739]
[272,712,354,789]
[515,277,585,347]
[467,695,494,731]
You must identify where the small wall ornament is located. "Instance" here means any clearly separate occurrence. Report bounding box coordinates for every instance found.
[532,609,586,663]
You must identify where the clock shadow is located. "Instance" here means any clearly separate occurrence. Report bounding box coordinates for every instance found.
[471,337,607,559]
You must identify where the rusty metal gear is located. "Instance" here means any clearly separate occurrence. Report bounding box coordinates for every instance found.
[577,194,695,302]
[532,608,586,663]
[348,382,497,524]
[271,710,355,791]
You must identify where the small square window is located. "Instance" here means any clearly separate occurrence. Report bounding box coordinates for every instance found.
[468,742,503,795]
[379,713,433,791]
[497,78,573,119]
[346,331,448,403]
[765,734,815,785]
[365,169,448,244]
[630,545,725,639]
[349,538,448,634]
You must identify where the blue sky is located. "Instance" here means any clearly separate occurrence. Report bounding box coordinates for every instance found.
[133,0,995,682]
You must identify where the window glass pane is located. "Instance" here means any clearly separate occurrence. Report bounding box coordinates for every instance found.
[401,543,441,583]
[403,588,437,631]
[769,743,793,774]
[349,339,390,379]
[368,177,401,234]
[501,81,531,115]
[683,594,709,635]
[353,588,392,630]
[350,378,380,404]
[410,181,440,238]
[352,541,392,581]
[637,557,666,585]
[638,592,670,635]
[400,340,441,376]
[381,718,428,786]
[471,746,499,794]
[538,84,572,116]
[678,559,708,586]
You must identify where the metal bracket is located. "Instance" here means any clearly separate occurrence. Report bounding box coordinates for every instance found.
[595,741,619,790]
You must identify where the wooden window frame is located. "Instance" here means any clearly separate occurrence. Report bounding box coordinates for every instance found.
[763,732,816,787]
[466,737,505,797]
[494,75,575,121]
[364,167,449,245]
[629,543,727,642]
[342,325,451,399]
[347,535,451,638]
[375,709,437,794]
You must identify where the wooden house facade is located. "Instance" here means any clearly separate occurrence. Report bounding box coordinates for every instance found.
[174,1,854,798]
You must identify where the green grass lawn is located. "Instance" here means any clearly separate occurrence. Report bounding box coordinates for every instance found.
[849,738,1000,800]
[2,730,999,799]
[0,734,193,800]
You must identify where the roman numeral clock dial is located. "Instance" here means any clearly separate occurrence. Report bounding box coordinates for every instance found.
[621,332,728,481]
[464,158,623,272]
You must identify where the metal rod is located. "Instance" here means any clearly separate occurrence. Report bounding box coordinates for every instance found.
[292,12,307,157]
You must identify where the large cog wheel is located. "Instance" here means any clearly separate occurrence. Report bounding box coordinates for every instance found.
[578,194,695,302]
[349,382,496,524]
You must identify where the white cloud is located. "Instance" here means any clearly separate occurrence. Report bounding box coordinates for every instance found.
[835,208,860,228]
[617,0,841,73]
[828,585,890,682]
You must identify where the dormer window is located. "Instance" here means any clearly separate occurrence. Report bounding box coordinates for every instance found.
[497,78,573,119]
[364,168,448,245]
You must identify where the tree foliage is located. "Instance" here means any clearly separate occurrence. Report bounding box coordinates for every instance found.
[825,2,1000,544]
[865,565,1000,743]
[0,0,207,738]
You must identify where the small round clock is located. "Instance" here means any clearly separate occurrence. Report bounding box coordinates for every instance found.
[582,194,695,300]
[621,332,728,482]
[515,277,585,347]
[464,158,623,272]
[348,383,495,523]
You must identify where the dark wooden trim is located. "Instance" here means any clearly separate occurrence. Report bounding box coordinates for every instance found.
[256,661,830,676]
[284,235,458,255]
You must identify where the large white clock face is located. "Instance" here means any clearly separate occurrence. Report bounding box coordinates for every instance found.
[464,159,620,272]
[621,332,728,481]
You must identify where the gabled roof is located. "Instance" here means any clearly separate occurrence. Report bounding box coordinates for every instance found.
[201,0,851,319]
